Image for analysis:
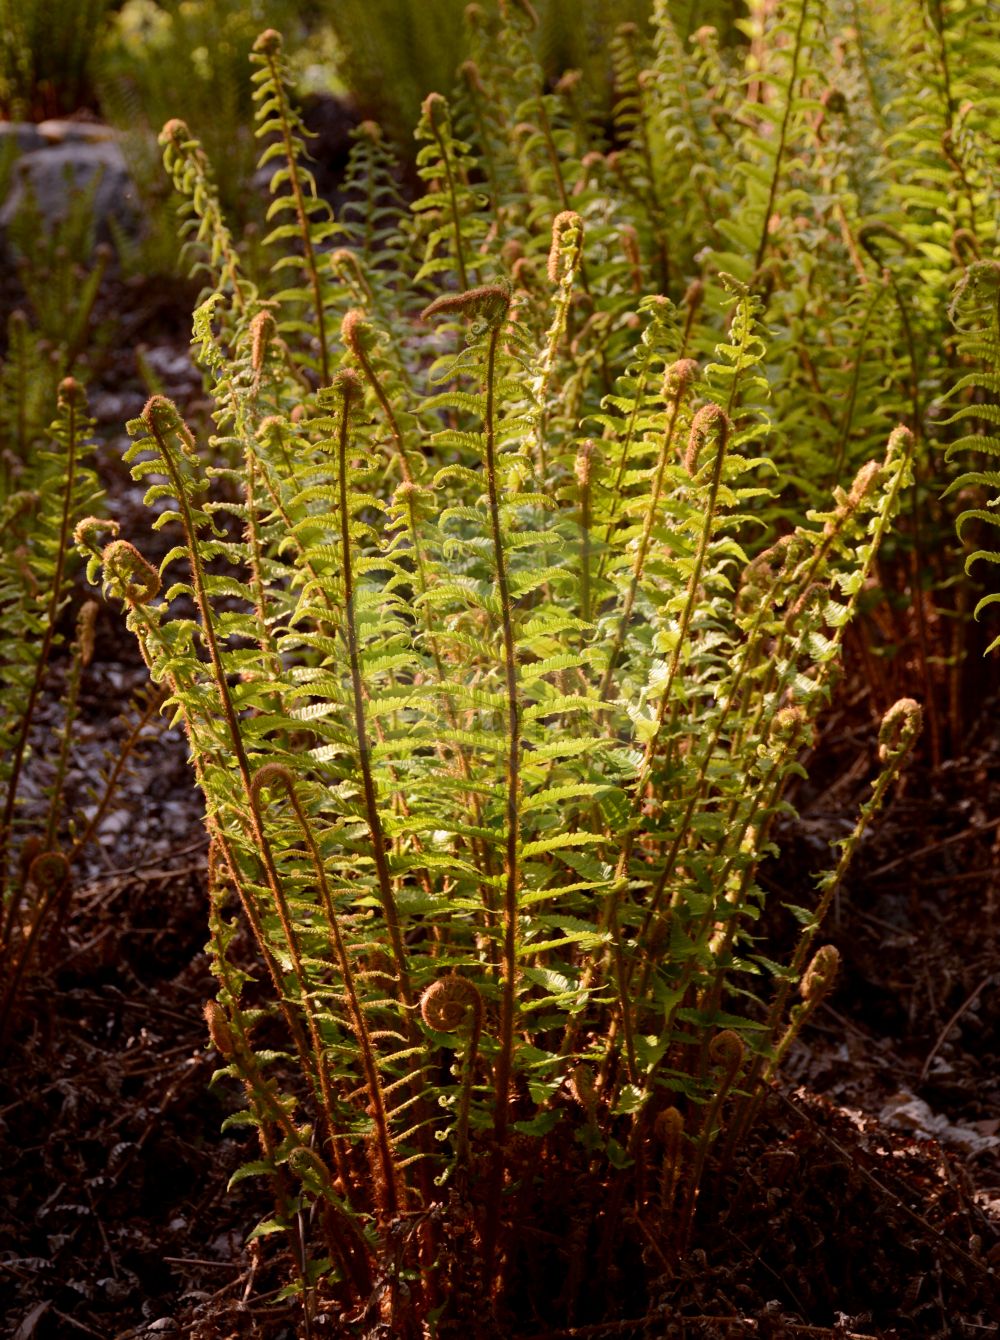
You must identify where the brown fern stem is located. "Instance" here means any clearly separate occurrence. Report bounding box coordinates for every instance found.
[346,315,499,942]
[141,400,347,1174]
[257,766,401,1219]
[424,94,469,291]
[751,0,810,281]
[258,36,330,384]
[481,316,522,1283]
[598,363,694,702]
[333,373,415,1019]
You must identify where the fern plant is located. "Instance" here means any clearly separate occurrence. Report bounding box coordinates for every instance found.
[579,0,1000,761]
[88,24,930,1321]
[0,378,165,1044]
[0,380,100,906]
[3,161,114,390]
[0,172,163,1037]
[0,0,112,118]
[944,259,1000,653]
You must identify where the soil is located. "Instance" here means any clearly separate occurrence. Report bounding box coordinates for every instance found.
[2,266,999,1340]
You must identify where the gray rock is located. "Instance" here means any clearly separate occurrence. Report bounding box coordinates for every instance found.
[36,118,117,145]
[0,122,46,155]
[0,139,139,243]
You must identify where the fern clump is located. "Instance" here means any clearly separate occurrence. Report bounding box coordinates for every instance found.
[12,0,1000,1324]
[84,13,945,1333]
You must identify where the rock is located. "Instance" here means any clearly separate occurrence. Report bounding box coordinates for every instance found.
[139,344,198,385]
[0,122,46,155]
[880,1089,1000,1153]
[0,138,139,245]
[36,118,117,145]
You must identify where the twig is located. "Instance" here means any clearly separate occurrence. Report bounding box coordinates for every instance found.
[920,868,999,886]
[162,1256,242,1269]
[841,903,915,938]
[721,1224,807,1315]
[867,817,1000,879]
[818,1001,876,1040]
[68,987,202,1031]
[622,1209,671,1275]
[527,1315,877,1338]
[81,1171,119,1279]
[50,1307,106,1337]
[919,974,994,1082]
[78,837,209,887]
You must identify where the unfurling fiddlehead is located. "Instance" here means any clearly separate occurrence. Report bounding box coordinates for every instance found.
[679,1030,745,1241]
[421,975,483,1169]
[101,541,162,607]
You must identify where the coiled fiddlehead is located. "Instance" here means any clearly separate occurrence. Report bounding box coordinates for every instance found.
[421,974,483,1170]
[656,1106,685,1237]
[421,973,484,1034]
[101,540,161,607]
[764,944,842,1086]
[414,92,490,292]
[678,1030,746,1242]
[158,117,250,314]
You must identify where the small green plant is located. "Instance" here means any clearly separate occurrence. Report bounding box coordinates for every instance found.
[0,0,112,119]
[321,0,654,152]
[89,20,928,1326]
[0,380,100,905]
[97,0,306,233]
[3,168,113,379]
[0,377,164,1044]
[0,177,163,1035]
